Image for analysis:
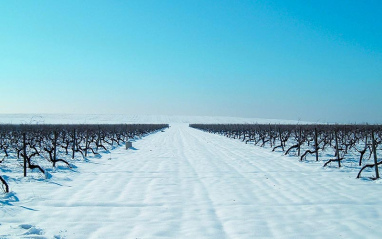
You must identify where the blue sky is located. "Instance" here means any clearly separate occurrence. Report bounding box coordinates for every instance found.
[1,0,381,123]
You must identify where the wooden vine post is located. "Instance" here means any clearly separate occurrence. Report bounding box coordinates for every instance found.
[72,129,76,159]
[371,131,380,179]
[269,125,272,148]
[23,133,27,177]
[335,130,341,167]
[363,134,368,165]
[278,128,284,151]
[298,127,301,156]
[96,128,100,152]
[53,131,57,167]
[314,128,319,161]
[85,130,88,157]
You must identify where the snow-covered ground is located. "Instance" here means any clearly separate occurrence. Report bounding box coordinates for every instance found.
[1,122,381,238]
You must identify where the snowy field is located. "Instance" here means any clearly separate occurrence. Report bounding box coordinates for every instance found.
[1,115,381,238]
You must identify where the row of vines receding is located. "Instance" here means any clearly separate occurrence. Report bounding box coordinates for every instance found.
[0,124,169,193]
[189,124,382,180]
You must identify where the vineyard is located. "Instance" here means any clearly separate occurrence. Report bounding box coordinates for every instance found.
[190,124,382,179]
[0,124,168,193]
[1,121,382,238]
[3,122,381,194]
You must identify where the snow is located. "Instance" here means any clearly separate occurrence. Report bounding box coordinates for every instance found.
[1,119,382,238]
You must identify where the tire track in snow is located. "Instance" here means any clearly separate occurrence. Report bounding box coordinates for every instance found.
[181,126,275,237]
[176,126,228,239]
[114,127,185,239]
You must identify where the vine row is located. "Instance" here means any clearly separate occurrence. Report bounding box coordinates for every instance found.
[190,124,382,180]
[0,124,168,193]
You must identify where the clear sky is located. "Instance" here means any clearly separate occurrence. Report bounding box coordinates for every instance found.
[1,0,381,123]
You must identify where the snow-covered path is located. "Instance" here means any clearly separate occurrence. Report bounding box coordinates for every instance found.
[1,124,381,238]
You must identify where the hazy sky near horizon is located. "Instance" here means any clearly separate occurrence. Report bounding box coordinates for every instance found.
[1,0,381,123]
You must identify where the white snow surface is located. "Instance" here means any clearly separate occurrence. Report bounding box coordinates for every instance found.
[1,122,382,238]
